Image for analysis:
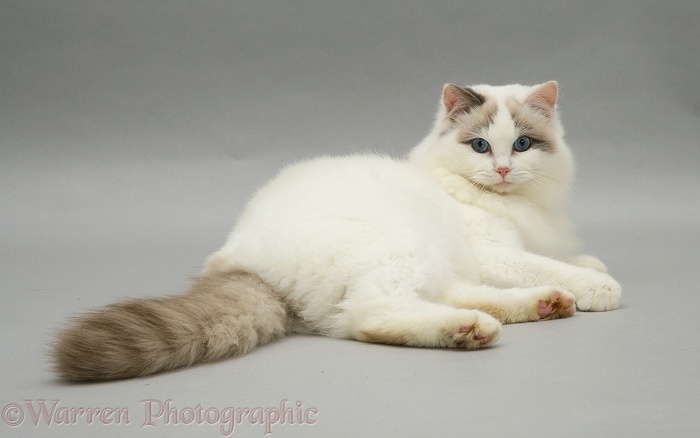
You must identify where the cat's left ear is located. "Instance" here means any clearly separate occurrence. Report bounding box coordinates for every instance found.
[525,81,558,118]
[442,84,485,121]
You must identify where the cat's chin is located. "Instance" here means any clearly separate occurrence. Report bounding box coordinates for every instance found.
[470,179,517,194]
[489,182,515,193]
[467,178,518,194]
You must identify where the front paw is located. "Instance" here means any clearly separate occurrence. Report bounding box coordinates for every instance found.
[568,254,608,273]
[533,289,576,320]
[572,273,621,312]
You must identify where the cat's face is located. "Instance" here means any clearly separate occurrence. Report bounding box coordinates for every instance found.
[417,82,572,198]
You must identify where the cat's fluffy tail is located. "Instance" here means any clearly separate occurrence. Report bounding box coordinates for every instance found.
[51,270,287,381]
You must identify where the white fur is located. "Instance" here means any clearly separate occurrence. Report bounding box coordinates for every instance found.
[205,83,621,348]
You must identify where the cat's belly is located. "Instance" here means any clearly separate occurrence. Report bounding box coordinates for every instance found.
[205,155,479,325]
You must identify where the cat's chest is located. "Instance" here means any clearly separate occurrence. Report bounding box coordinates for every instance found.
[478,197,573,257]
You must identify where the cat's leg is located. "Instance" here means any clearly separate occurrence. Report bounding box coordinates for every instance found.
[337,295,502,350]
[477,248,621,311]
[567,254,608,273]
[437,283,575,324]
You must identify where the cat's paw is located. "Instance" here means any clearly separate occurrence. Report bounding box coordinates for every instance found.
[568,254,608,273]
[572,273,621,312]
[533,289,576,321]
[449,311,501,349]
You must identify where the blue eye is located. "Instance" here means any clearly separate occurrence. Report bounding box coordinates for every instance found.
[471,138,490,153]
[513,136,532,152]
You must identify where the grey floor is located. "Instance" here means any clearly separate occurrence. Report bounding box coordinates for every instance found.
[2,1,699,437]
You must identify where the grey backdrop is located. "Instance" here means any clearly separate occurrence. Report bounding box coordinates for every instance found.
[2,1,699,437]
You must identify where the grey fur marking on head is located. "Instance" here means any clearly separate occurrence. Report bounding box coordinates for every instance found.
[506,98,556,153]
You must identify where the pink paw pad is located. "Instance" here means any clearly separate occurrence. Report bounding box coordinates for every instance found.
[538,301,553,318]
[453,325,493,348]
[538,291,575,320]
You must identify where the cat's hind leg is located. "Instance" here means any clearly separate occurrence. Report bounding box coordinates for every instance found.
[438,283,575,324]
[337,295,501,350]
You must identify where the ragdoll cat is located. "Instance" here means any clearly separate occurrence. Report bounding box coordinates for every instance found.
[52,81,621,381]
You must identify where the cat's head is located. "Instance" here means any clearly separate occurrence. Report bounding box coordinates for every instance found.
[411,82,573,202]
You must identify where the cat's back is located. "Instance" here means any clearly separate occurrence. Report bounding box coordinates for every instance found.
[206,154,470,276]
[243,154,449,223]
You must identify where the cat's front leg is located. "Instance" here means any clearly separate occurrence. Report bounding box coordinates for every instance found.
[568,254,608,273]
[478,249,621,312]
[438,283,576,324]
[566,269,621,311]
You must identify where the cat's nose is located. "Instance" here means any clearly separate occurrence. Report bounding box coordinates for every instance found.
[497,167,510,178]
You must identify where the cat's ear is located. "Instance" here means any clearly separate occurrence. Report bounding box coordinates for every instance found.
[442,84,485,121]
[524,81,558,118]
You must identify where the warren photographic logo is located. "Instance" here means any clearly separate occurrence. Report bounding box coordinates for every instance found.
[2,399,318,436]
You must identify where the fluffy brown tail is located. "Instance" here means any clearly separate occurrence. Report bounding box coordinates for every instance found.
[52,270,287,381]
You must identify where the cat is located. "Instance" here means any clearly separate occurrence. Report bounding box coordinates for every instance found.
[52,81,621,381]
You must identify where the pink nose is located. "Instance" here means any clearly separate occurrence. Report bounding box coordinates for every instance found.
[497,167,510,178]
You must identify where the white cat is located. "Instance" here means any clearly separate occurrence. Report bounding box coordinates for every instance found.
[53,81,621,381]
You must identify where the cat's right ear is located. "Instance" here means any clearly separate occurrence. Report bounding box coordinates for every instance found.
[525,81,558,118]
[442,84,485,121]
